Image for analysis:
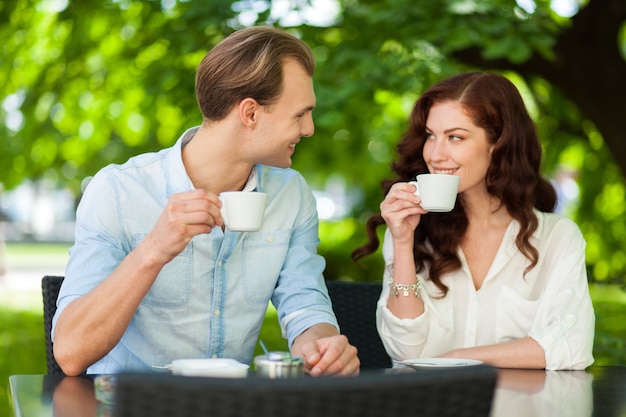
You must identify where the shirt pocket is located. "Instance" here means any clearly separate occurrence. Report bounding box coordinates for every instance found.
[134,234,193,308]
[495,284,539,342]
[241,230,291,305]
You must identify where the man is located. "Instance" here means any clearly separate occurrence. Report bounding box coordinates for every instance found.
[52,26,359,376]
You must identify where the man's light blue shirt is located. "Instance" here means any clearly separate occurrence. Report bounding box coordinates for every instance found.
[52,127,338,374]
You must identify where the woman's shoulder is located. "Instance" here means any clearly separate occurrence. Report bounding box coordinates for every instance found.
[534,210,584,241]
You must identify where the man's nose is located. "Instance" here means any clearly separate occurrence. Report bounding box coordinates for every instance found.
[301,115,315,138]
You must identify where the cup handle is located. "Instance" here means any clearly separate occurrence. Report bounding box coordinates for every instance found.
[408,181,420,197]
[219,197,228,226]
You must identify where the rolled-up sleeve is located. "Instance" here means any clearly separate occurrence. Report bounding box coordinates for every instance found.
[270,174,338,348]
[376,229,431,362]
[528,219,595,370]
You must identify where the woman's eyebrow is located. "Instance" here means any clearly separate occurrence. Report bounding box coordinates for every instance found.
[443,127,470,134]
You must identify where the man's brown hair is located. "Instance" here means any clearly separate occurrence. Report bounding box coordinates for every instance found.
[195,26,315,121]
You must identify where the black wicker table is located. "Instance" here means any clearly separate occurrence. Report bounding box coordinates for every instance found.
[8,366,625,417]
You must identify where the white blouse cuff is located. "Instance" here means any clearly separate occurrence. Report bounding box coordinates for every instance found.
[378,304,429,346]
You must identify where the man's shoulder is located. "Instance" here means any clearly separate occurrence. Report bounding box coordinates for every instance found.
[257,165,307,186]
[256,166,315,207]
[95,148,171,180]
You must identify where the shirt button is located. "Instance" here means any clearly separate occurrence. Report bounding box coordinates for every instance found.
[214,309,220,316]
[212,354,218,359]
[267,236,275,243]
[218,261,223,268]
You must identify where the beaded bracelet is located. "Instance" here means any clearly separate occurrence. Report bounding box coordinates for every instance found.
[388,275,421,297]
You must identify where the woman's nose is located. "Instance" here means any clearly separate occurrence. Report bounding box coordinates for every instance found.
[429,139,447,161]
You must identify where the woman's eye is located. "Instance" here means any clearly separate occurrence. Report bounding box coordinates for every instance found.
[449,135,462,141]
[425,133,435,140]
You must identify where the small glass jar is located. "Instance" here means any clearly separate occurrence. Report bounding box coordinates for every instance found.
[254,351,304,378]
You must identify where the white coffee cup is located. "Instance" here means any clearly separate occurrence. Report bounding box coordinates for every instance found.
[409,174,459,212]
[219,191,267,232]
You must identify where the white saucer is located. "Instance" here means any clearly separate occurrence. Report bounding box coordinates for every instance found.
[402,358,483,369]
[169,358,249,378]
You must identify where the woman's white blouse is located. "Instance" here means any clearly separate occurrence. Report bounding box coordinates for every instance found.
[377,211,595,370]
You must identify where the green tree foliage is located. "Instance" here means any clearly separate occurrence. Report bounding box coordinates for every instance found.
[1,0,625,283]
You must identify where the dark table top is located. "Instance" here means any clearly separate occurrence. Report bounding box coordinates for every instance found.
[8,366,626,417]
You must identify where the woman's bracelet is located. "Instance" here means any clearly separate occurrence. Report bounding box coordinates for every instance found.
[388,275,421,297]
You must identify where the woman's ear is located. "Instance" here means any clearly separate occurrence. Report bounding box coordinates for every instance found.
[239,98,258,127]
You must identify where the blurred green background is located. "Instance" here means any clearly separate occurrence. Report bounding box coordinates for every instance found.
[2,0,625,284]
[2,0,626,415]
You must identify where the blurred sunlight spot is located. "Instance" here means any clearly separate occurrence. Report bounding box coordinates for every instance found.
[233,0,340,27]
[517,0,578,16]
[79,121,94,139]
[300,0,340,26]
[3,92,25,112]
[108,101,124,118]
[551,0,578,17]
[333,130,350,141]
[368,140,390,163]
[128,113,145,132]
[3,94,24,129]
[313,176,357,221]
[50,103,65,124]
[516,0,535,14]
[79,92,95,110]
[5,112,24,132]
[232,0,269,13]
[32,198,55,236]
[35,92,56,122]
[551,166,580,215]
[588,130,604,151]
[239,10,258,26]
[86,53,105,73]
[232,0,270,25]
[560,179,579,200]
[316,196,335,220]
[38,0,68,13]
[121,24,137,41]
[161,0,176,11]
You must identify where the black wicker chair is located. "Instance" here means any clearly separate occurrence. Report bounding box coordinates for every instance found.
[42,275,65,375]
[325,280,391,369]
[114,365,498,417]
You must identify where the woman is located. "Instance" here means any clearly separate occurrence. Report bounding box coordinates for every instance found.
[353,72,594,370]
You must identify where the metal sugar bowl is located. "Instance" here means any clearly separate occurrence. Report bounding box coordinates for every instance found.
[254,351,304,378]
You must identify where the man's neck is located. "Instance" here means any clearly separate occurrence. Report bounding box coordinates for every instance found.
[181,123,254,194]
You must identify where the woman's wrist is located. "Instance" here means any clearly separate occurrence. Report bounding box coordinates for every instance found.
[388,275,421,297]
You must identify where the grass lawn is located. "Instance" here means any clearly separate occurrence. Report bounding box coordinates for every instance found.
[588,284,626,366]
[1,242,625,416]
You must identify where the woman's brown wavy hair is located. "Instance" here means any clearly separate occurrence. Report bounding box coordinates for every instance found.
[352,72,557,296]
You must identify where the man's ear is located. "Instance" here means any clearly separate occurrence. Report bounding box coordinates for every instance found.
[239,98,259,127]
